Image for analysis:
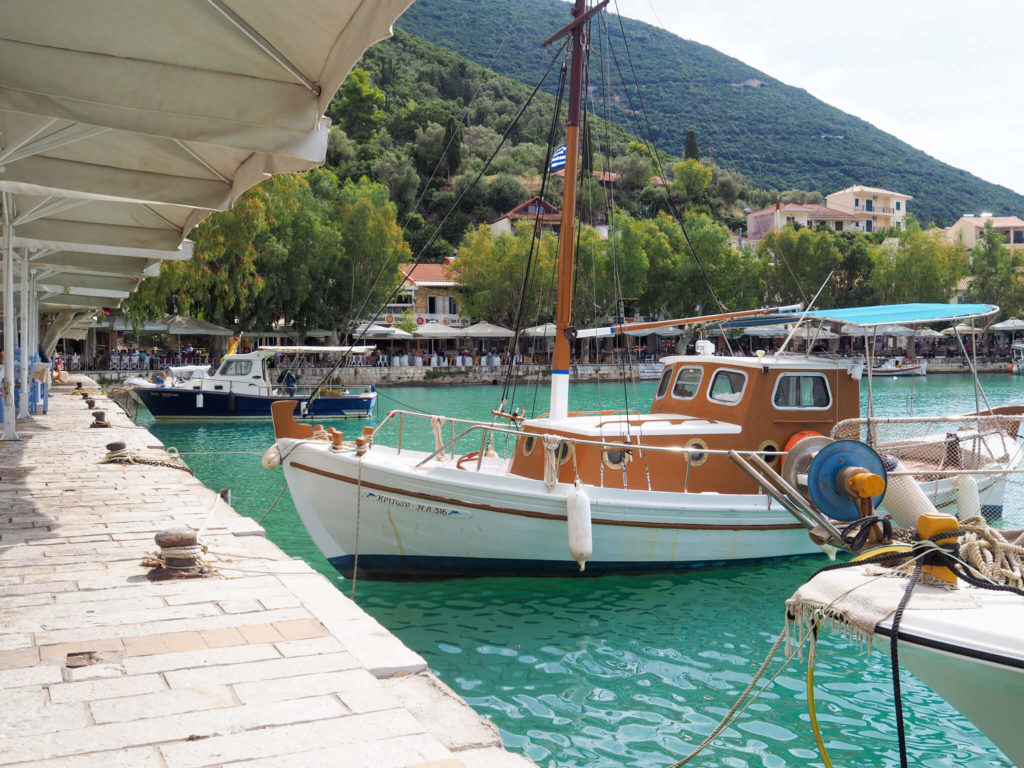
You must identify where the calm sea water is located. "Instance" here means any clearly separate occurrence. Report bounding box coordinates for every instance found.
[139,373,1022,767]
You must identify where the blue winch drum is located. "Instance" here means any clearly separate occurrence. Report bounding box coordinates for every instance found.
[806,439,887,522]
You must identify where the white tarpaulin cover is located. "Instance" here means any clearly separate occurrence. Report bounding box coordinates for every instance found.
[0,0,413,439]
[0,0,413,311]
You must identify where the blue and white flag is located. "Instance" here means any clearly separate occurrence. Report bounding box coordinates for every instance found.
[548,144,567,172]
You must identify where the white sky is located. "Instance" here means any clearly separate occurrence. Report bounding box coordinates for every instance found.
[612,0,1024,199]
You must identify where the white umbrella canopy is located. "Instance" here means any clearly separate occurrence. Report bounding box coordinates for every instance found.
[523,323,557,338]
[914,328,945,338]
[162,314,234,336]
[413,321,468,339]
[841,323,916,337]
[991,317,1024,331]
[943,324,985,336]
[743,323,790,338]
[462,321,515,338]
[354,323,412,339]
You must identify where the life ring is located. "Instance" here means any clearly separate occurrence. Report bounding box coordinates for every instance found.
[456,451,479,470]
[443,317,451,325]
[416,316,424,325]
[781,430,822,468]
[385,315,394,324]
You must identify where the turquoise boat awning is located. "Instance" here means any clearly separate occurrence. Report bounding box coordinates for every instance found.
[802,303,998,327]
[714,303,999,332]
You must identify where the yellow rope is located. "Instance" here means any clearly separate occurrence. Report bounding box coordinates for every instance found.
[807,630,835,768]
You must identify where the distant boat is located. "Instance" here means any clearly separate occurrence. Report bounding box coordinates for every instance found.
[871,357,926,376]
[134,346,376,420]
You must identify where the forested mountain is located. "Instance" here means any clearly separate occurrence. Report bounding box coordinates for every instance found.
[397,0,1024,226]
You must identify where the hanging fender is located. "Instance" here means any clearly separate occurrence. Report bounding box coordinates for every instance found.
[567,480,592,571]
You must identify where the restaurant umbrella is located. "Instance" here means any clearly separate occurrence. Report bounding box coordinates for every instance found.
[413,321,467,362]
[943,324,985,335]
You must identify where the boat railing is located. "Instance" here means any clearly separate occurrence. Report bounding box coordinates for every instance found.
[832,411,1024,476]
[375,409,786,488]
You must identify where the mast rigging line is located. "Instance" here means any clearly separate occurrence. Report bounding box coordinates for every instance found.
[497,50,570,419]
[303,37,571,412]
[601,6,727,314]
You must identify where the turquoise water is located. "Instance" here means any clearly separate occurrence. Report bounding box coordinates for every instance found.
[140,374,1022,767]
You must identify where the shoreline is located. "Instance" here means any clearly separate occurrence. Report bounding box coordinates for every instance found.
[87,359,1016,389]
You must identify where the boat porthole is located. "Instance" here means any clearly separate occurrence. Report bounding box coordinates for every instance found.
[758,440,781,466]
[557,441,574,466]
[602,447,632,470]
[521,436,536,456]
[684,438,708,466]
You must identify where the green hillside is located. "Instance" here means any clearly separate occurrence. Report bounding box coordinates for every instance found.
[397,0,1024,225]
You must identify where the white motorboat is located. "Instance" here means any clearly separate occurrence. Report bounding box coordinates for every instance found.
[870,357,927,376]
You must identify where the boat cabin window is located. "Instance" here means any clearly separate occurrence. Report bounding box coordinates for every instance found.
[772,373,831,409]
[218,359,253,377]
[671,367,703,400]
[656,368,673,398]
[707,369,747,405]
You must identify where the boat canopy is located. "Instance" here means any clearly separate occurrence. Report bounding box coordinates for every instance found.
[802,303,998,327]
[259,345,375,354]
[718,303,998,332]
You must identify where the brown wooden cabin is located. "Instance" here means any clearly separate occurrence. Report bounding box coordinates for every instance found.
[508,354,862,494]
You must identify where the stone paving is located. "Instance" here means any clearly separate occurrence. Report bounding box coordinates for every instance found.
[0,378,535,768]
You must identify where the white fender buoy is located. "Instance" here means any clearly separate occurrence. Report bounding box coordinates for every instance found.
[567,480,592,571]
[880,457,938,528]
[261,443,282,470]
[954,474,981,520]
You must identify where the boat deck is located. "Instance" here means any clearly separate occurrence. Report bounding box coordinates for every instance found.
[0,378,532,768]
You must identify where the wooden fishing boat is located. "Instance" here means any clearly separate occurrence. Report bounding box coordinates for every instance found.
[267,2,1022,578]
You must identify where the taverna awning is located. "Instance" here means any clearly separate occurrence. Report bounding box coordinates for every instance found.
[162,315,235,337]
[414,321,467,339]
[462,321,515,338]
[1,0,414,439]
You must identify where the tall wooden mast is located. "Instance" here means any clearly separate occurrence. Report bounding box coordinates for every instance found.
[545,0,604,420]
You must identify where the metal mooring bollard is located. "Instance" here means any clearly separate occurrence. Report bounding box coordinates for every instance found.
[154,527,201,569]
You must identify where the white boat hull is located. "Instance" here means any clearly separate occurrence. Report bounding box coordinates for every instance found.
[875,588,1024,765]
[280,439,821,577]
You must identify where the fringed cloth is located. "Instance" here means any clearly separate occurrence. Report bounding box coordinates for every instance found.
[786,515,1024,653]
[785,565,978,655]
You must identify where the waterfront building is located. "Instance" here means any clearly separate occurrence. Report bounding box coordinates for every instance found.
[947,214,1024,251]
[379,258,464,327]
[746,198,857,239]
[825,184,912,232]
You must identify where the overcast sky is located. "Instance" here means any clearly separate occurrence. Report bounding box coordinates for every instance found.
[612,0,1024,201]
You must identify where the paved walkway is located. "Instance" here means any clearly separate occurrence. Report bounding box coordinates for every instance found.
[0,378,534,768]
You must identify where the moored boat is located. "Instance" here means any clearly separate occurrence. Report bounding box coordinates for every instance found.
[135,346,376,420]
[268,2,1023,579]
[870,356,927,376]
[780,445,1024,768]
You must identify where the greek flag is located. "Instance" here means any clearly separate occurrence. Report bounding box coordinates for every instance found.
[548,144,567,171]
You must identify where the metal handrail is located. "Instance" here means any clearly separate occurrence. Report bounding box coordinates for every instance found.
[373,408,786,471]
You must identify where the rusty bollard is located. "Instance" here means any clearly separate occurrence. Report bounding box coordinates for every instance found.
[154,527,201,570]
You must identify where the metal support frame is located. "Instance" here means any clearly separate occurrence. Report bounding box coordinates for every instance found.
[18,248,30,417]
[2,192,19,440]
